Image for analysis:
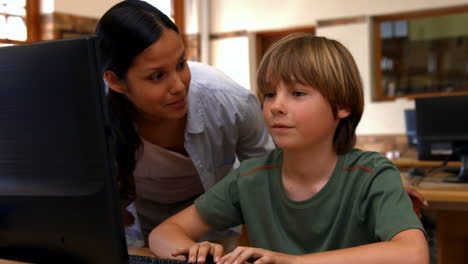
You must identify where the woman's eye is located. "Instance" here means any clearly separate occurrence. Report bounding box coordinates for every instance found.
[151,72,164,81]
[177,60,186,71]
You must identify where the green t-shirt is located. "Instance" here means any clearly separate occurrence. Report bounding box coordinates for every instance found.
[195,148,424,254]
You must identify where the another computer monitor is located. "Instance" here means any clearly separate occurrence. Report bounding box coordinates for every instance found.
[0,37,129,263]
[404,109,418,146]
[415,95,468,183]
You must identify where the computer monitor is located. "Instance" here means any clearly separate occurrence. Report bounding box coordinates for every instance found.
[404,109,417,146]
[415,95,468,183]
[0,37,129,263]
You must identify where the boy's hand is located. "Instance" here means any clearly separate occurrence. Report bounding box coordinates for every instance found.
[171,241,224,263]
[218,246,297,264]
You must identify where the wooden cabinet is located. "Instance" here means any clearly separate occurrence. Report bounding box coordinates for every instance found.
[372,6,468,101]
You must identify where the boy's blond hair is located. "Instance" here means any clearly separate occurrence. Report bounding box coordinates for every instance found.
[257,33,364,154]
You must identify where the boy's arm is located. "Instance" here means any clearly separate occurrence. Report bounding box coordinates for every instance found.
[219,229,428,264]
[148,205,217,260]
[295,229,428,264]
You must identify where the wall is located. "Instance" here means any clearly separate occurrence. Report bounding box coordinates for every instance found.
[209,0,468,135]
[54,0,119,18]
[210,36,251,90]
[41,0,54,14]
[210,0,468,33]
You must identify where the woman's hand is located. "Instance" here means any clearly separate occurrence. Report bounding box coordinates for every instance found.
[171,241,224,264]
[218,246,297,264]
[404,185,428,218]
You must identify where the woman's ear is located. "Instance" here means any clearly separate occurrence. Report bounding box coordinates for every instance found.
[104,70,127,95]
[337,108,351,119]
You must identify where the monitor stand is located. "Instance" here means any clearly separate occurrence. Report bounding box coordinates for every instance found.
[442,154,468,183]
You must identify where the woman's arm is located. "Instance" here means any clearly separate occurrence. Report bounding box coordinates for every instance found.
[403,186,428,217]
[149,205,217,261]
[218,229,428,264]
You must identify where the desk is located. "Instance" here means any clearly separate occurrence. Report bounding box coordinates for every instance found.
[392,159,462,169]
[0,247,156,264]
[397,158,468,264]
[128,247,155,257]
[411,185,468,264]
[0,259,25,264]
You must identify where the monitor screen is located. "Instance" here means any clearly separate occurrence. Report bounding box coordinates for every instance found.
[415,95,468,182]
[404,109,417,146]
[0,37,128,263]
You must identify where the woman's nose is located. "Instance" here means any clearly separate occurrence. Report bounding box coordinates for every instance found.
[169,72,186,94]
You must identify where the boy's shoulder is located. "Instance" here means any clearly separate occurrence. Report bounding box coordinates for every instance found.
[339,150,402,202]
[343,149,396,174]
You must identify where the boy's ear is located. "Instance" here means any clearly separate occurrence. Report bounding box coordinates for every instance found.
[104,70,127,95]
[337,108,351,119]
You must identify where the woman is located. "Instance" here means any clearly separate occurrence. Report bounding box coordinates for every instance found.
[95,0,274,247]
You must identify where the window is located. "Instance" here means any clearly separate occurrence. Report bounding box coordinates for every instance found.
[0,0,39,44]
[372,6,468,101]
[143,0,190,58]
[143,0,184,34]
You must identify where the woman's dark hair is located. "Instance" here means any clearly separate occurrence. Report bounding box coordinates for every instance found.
[95,0,179,210]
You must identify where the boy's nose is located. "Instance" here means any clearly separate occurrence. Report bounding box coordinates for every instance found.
[270,96,286,115]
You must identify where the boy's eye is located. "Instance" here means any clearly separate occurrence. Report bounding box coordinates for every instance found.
[263,92,275,98]
[151,72,164,81]
[292,91,306,97]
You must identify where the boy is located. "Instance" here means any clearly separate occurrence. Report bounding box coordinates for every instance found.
[149,33,429,264]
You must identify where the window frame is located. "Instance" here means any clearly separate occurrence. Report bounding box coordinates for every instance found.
[172,0,184,35]
[372,5,468,101]
[0,0,40,44]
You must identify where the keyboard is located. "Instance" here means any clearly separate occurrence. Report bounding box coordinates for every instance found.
[129,254,215,264]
